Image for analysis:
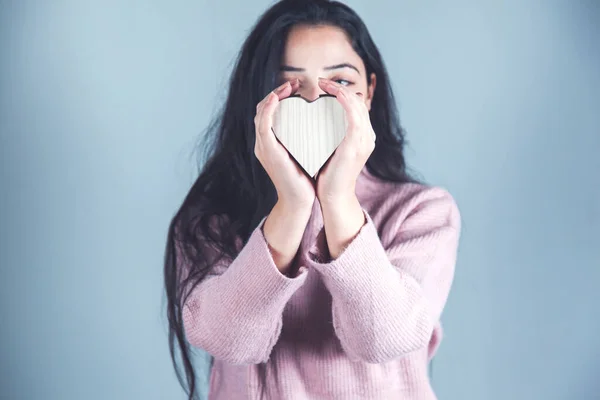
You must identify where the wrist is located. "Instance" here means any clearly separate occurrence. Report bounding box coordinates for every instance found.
[276,196,314,215]
[320,194,365,260]
[319,190,357,210]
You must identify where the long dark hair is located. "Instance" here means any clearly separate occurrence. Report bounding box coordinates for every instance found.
[164,0,413,398]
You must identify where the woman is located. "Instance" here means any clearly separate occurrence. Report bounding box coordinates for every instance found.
[164,0,461,399]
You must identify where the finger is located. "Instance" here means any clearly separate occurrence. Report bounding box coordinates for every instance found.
[258,80,290,111]
[275,78,300,100]
[318,78,365,110]
[263,78,300,135]
[318,77,340,96]
[256,87,273,115]
[258,92,282,142]
[318,78,362,129]
[256,99,266,119]
[274,80,291,95]
[255,95,270,132]
[339,85,365,109]
[289,78,300,96]
[354,92,370,111]
[256,79,293,129]
[256,79,300,143]
[256,92,277,138]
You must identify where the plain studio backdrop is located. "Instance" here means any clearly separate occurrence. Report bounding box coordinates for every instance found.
[1,1,598,399]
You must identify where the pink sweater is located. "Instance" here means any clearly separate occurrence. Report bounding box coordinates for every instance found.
[182,166,461,399]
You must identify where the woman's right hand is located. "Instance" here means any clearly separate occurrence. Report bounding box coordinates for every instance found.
[254,79,316,208]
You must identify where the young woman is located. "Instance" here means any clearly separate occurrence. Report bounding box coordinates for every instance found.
[164,0,461,399]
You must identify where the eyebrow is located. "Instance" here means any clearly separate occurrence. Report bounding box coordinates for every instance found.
[280,62,360,74]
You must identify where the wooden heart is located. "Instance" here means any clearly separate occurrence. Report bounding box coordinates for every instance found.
[272,95,347,178]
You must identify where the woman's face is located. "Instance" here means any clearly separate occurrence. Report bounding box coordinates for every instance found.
[279,24,377,110]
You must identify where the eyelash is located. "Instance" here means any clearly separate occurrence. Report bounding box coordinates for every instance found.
[334,79,353,86]
[279,76,354,87]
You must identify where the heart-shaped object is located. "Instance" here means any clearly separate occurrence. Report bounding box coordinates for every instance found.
[272,95,347,178]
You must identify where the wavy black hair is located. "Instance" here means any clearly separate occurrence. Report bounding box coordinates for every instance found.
[164,0,414,398]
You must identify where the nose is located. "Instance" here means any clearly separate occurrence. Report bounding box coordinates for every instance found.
[297,80,327,102]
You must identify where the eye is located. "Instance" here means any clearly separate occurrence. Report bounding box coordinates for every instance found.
[334,79,353,86]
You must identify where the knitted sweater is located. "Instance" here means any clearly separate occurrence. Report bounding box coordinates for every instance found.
[181,166,461,399]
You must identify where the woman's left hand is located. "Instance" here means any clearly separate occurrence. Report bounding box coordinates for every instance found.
[315,78,376,205]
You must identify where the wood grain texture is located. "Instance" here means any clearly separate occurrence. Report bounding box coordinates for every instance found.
[273,96,347,177]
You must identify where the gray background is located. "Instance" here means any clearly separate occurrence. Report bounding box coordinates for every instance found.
[1,1,599,399]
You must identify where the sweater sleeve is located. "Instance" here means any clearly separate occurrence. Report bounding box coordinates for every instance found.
[180,216,308,365]
[305,187,460,363]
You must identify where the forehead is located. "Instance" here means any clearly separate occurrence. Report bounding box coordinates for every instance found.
[282,24,364,71]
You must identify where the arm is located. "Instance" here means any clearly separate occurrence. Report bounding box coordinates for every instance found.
[310,187,461,363]
[320,193,366,260]
[180,204,311,365]
[263,199,313,274]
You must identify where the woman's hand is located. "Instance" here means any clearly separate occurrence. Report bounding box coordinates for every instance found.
[315,78,376,205]
[254,79,316,209]
[313,78,376,259]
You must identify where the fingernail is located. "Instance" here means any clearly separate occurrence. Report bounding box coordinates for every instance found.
[275,81,290,93]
